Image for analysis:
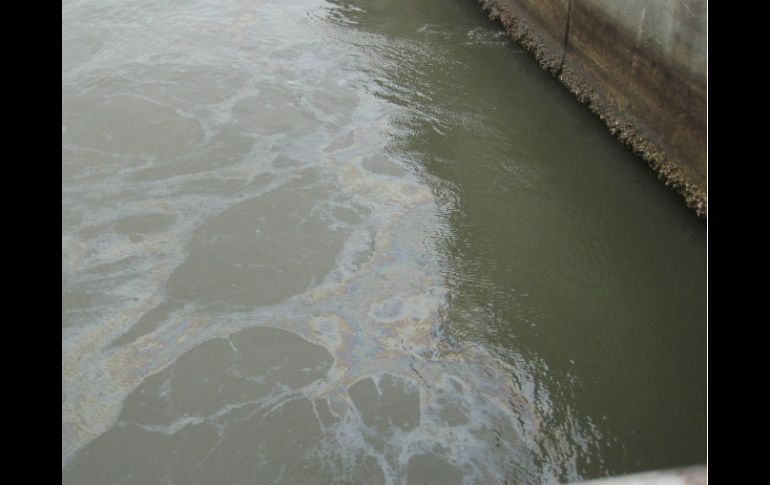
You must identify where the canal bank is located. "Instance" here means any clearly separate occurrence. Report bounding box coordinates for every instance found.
[475,0,707,217]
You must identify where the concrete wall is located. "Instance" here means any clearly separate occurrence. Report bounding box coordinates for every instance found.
[570,465,706,484]
[476,0,707,217]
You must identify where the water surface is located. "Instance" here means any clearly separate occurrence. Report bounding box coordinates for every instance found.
[62,0,706,483]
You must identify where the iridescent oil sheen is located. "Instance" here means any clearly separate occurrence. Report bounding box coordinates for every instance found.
[62,0,706,483]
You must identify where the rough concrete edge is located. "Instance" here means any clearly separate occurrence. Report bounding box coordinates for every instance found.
[475,0,707,218]
[568,465,706,484]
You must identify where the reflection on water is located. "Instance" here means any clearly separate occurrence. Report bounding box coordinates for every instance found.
[62,0,706,483]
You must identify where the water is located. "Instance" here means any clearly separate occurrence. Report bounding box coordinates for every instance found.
[62,0,706,483]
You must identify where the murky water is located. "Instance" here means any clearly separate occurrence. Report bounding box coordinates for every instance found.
[62,0,706,483]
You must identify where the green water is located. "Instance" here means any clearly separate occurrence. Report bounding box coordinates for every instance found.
[354,0,707,473]
[62,0,706,482]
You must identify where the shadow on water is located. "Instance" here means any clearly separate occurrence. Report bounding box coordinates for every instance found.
[326,0,706,477]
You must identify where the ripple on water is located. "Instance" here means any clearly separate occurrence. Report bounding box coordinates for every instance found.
[62,0,606,481]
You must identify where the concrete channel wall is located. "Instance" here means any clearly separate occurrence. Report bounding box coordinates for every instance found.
[475,0,707,217]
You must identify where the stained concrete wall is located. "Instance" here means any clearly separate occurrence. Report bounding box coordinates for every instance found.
[476,0,707,217]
